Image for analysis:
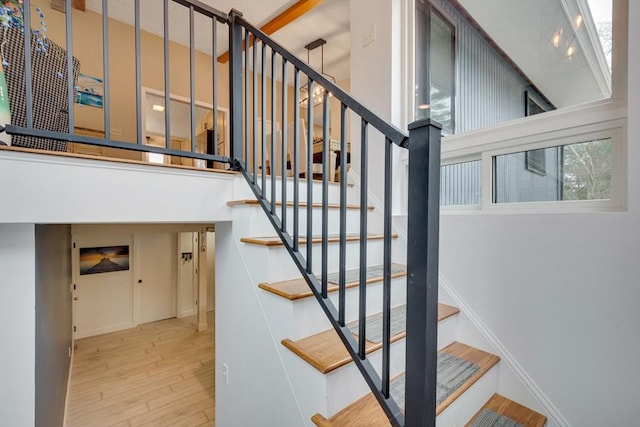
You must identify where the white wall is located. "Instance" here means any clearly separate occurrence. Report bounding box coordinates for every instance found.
[214,221,306,427]
[349,0,409,212]
[0,151,234,224]
[0,224,36,426]
[437,2,640,426]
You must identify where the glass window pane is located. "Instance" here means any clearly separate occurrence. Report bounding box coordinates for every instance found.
[493,138,612,203]
[441,160,481,206]
[415,6,455,132]
[415,0,613,134]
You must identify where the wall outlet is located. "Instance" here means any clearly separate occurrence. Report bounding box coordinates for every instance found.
[363,24,376,47]
[222,363,229,385]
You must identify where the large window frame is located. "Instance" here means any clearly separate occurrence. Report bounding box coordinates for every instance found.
[415,2,456,134]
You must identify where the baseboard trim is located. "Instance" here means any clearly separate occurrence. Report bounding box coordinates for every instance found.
[62,341,74,427]
[74,321,134,339]
[439,275,571,427]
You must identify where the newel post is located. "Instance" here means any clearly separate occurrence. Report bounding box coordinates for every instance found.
[228,9,244,170]
[405,118,441,427]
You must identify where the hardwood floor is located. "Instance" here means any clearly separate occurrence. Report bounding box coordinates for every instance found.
[66,312,214,427]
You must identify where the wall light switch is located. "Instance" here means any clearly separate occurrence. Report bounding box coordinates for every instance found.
[363,24,376,47]
[222,363,229,385]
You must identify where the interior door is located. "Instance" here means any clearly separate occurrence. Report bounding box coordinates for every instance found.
[137,233,176,324]
[73,236,134,339]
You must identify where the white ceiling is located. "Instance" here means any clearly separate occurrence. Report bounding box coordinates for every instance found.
[85,0,351,81]
[458,0,611,108]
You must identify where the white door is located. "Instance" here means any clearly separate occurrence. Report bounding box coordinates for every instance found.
[137,233,176,324]
[73,236,134,339]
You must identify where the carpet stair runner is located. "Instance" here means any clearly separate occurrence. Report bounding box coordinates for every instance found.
[238,199,547,425]
[311,342,500,426]
[258,263,407,300]
[466,394,547,427]
[282,303,459,374]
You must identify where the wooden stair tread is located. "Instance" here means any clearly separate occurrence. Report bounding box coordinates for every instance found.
[227,199,374,210]
[282,303,459,374]
[437,342,500,414]
[258,263,407,300]
[465,393,547,427]
[311,342,500,427]
[241,233,396,247]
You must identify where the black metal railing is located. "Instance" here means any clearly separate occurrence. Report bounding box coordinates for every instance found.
[228,10,442,427]
[3,0,229,166]
[1,2,442,425]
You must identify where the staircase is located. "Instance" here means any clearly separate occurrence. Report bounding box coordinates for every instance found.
[227,176,548,426]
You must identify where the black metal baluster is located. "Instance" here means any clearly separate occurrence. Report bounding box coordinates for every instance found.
[243,28,248,171]
[382,137,393,398]
[102,0,111,139]
[261,42,266,196]
[252,36,258,181]
[292,68,301,252]
[281,58,288,232]
[22,0,33,128]
[212,19,218,157]
[189,5,196,154]
[64,0,74,133]
[134,0,141,144]
[228,10,243,168]
[306,79,314,273]
[321,90,330,298]
[338,102,347,326]
[358,119,368,359]
[163,0,171,146]
[271,49,276,213]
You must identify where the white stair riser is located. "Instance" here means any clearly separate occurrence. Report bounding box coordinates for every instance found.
[231,204,374,237]
[436,362,499,427]
[325,339,407,416]
[437,316,458,351]
[243,239,403,284]
[298,314,460,418]
[289,276,407,339]
[244,177,359,206]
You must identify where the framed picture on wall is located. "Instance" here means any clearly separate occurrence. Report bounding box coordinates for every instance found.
[75,74,104,108]
[79,245,130,275]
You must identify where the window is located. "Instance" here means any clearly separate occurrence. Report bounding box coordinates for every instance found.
[414,0,612,135]
[416,5,455,133]
[441,160,481,206]
[494,138,612,203]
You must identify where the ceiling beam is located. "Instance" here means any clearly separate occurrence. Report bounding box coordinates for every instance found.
[217,0,324,63]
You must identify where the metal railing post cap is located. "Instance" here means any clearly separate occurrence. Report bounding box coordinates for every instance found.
[228,9,243,20]
[408,117,442,131]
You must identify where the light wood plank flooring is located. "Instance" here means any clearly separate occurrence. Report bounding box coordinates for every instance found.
[66,312,214,427]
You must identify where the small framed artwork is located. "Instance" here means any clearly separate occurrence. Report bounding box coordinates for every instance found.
[75,74,104,108]
[79,245,130,275]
